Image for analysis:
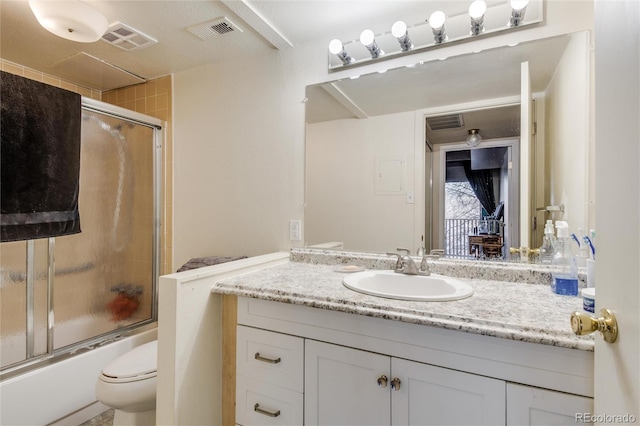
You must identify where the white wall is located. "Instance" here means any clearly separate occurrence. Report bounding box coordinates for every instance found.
[544,31,591,235]
[306,112,416,252]
[172,1,594,267]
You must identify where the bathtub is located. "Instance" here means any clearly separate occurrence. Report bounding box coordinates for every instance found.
[1,316,156,426]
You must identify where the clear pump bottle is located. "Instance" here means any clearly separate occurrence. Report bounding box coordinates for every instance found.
[539,220,556,264]
[551,221,579,296]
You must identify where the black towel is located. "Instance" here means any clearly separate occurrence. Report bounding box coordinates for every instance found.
[1,71,82,242]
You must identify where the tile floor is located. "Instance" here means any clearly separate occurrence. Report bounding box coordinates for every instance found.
[79,409,114,426]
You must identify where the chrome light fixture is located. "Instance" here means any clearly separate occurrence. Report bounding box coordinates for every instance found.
[428,11,447,44]
[466,129,482,147]
[391,21,413,52]
[28,0,109,43]
[329,39,355,65]
[360,29,384,58]
[508,0,529,27]
[469,0,487,36]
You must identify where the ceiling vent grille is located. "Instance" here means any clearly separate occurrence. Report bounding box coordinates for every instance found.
[101,22,157,51]
[187,17,242,40]
[427,114,465,131]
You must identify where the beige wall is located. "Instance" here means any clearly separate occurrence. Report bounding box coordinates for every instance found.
[306,111,417,252]
[544,31,592,235]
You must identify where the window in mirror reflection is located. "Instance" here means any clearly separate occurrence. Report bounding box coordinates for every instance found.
[443,147,509,260]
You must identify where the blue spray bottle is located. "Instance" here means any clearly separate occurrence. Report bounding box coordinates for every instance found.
[551,221,579,296]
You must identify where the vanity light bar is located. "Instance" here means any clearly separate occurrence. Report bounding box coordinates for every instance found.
[328,0,540,69]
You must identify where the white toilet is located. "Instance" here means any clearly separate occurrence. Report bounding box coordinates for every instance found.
[95,340,158,426]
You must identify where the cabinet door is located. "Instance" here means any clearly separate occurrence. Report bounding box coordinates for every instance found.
[507,383,593,425]
[305,340,390,426]
[391,358,506,426]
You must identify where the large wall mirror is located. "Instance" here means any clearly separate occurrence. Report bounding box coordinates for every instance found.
[305,30,592,259]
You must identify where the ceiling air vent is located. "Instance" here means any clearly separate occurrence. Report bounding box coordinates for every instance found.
[427,114,465,131]
[187,17,243,41]
[102,22,158,51]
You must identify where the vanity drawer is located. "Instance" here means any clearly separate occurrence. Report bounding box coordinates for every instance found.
[236,325,304,392]
[236,375,304,426]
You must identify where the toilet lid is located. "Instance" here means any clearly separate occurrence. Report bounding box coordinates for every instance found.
[101,340,157,381]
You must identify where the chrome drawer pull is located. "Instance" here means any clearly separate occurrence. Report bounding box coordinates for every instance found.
[254,403,281,418]
[254,352,281,364]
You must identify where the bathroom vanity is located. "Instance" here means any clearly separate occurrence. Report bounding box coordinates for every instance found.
[213,249,594,426]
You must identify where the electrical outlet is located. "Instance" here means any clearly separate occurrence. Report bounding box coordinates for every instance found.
[289,220,301,241]
[406,190,415,204]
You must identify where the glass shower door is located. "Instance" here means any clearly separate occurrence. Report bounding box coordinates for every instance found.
[52,109,158,349]
[1,104,160,371]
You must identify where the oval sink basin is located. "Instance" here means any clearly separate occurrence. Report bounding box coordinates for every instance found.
[343,270,473,302]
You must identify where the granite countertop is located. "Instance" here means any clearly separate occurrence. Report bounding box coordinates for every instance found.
[213,249,594,351]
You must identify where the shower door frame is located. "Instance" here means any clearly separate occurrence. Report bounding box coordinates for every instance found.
[1,98,163,379]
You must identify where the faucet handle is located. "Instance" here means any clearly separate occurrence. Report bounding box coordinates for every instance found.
[418,254,439,276]
[396,248,411,255]
[386,252,404,271]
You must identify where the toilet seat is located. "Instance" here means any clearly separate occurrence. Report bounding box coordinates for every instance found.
[100,340,157,384]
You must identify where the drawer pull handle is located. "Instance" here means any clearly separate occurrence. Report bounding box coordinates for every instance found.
[254,352,281,364]
[254,403,281,418]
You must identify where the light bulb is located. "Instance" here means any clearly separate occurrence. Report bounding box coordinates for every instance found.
[360,29,375,47]
[469,0,487,20]
[328,39,354,65]
[391,20,412,51]
[466,129,482,147]
[329,39,343,55]
[469,0,486,36]
[391,21,407,38]
[429,11,446,30]
[510,0,529,12]
[359,29,383,58]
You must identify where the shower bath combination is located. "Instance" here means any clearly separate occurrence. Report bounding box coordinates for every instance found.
[0,98,163,424]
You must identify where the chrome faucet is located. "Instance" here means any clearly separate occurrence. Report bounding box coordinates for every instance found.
[418,254,440,276]
[387,248,421,275]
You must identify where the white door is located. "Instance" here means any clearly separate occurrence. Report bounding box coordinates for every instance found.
[520,61,533,249]
[593,0,640,419]
[391,358,505,426]
[305,340,390,426]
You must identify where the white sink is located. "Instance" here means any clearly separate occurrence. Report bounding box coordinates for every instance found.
[342,270,473,302]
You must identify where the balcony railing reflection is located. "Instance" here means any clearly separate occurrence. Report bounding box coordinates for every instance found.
[445,219,480,259]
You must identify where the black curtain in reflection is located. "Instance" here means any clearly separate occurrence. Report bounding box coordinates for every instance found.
[463,162,496,215]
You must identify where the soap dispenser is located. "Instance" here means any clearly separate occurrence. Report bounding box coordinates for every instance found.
[551,221,579,296]
[539,220,556,264]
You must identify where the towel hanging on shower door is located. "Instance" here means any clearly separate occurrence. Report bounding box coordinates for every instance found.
[1,71,82,242]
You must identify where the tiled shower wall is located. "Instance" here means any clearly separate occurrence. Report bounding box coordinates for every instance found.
[0,59,173,276]
[102,77,174,276]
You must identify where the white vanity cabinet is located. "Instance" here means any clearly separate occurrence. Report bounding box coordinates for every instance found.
[235,297,594,426]
[506,383,594,425]
[305,340,390,425]
[235,326,304,425]
[305,339,505,425]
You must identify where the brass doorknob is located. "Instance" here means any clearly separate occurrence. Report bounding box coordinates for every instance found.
[570,308,618,343]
